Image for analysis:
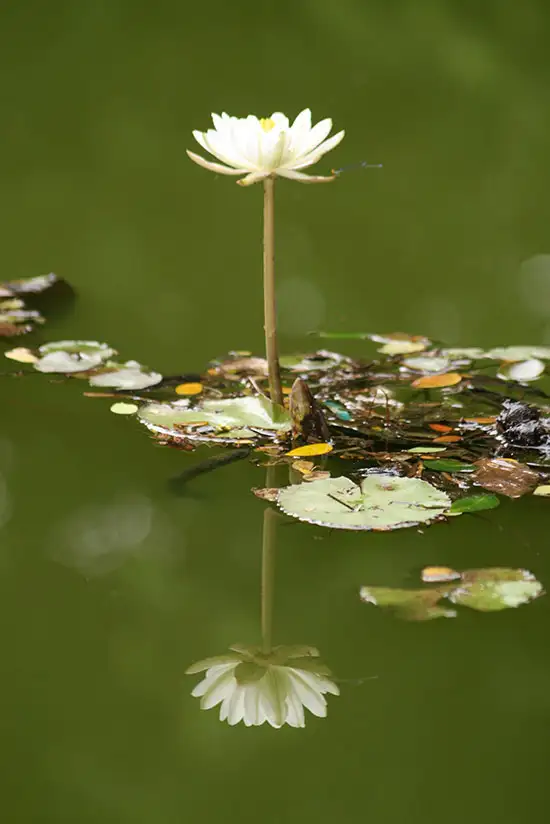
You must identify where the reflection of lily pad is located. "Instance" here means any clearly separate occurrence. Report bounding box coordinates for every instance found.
[35,340,116,374]
[90,360,162,390]
[277,474,451,530]
[138,396,291,443]
[448,568,544,611]
[360,567,543,620]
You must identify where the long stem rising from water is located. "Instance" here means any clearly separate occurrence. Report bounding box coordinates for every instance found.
[263,176,283,406]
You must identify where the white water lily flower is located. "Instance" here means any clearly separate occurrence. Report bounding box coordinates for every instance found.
[187,109,345,186]
[186,644,339,727]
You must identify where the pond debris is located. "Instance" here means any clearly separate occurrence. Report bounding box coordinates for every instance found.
[360,567,544,620]
[8,327,550,521]
[472,457,540,498]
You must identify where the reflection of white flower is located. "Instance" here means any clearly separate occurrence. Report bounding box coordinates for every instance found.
[186,644,339,727]
[187,109,344,186]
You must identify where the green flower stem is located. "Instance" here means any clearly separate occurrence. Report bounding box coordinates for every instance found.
[263,176,283,407]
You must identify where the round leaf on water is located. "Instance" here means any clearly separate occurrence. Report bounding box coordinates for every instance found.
[35,340,115,373]
[498,359,545,382]
[402,356,451,373]
[486,345,550,362]
[448,494,500,514]
[138,396,291,443]
[277,473,451,531]
[423,459,475,472]
[89,361,162,390]
[110,402,138,415]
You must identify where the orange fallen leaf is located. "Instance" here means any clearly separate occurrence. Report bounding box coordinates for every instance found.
[421,566,461,583]
[432,435,462,444]
[428,423,453,433]
[286,442,333,458]
[175,382,203,396]
[412,373,462,389]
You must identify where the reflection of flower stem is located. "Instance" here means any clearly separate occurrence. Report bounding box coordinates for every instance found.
[261,463,279,654]
[263,176,283,407]
[261,507,277,653]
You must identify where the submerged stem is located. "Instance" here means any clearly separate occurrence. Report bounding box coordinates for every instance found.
[263,176,283,407]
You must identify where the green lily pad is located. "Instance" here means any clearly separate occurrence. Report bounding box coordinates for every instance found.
[89,360,162,390]
[35,340,116,374]
[277,473,452,531]
[448,494,500,514]
[402,356,451,373]
[497,359,545,382]
[138,396,291,443]
[423,459,476,472]
[449,568,544,611]
[486,345,550,362]
[407,446,447,454]
[279,351,344,372]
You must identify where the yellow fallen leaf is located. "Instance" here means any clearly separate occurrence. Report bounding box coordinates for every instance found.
[175,382,203,396]
[533,485,550,497]
[412,373,462,389]
[4,347,37,364]
[421,566,461,583]
[286,442,333,458]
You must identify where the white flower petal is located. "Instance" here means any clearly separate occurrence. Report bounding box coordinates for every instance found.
[290,130,346,169]
[296,117,333,157]
[287,670,328,717]
[191,663,237,698]
[186,655,241,675]
[237,171,271,186]
[277,169,336,184]
[186,150,247,175]
[188,109,344,182]
[270,112,289,130]
[226,686,246,725]
[285,690,306,728]
[200,670,237,710]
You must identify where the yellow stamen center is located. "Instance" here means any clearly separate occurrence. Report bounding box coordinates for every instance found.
[260,118,276,132]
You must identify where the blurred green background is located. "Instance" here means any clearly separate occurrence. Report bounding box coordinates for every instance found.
[1,2,549,822]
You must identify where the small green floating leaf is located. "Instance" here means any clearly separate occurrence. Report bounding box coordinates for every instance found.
[110,402,138,415]
[448,494,500,514]
[423,459,476,472]
[486,345,550,362]
[277,473,451,531]
[407,446,447,454]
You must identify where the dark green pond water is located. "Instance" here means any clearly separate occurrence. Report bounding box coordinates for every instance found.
[1,2,550,822]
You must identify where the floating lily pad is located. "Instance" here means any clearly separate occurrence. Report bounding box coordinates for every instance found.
[486,345,550,362]
[89,360,162,390]
[34,340,116,374]
[279,351,344,372]
[498,359,545,382]
[448,494,500,514]
[138,396,291,443]
[402,356,451,373]
[277,473,451,531]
